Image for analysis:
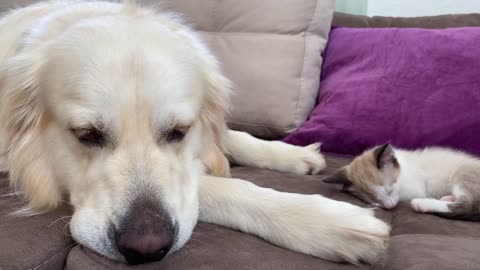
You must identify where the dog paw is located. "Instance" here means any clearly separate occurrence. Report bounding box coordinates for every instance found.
[321,202,390,264]
[285,143,327,175]
[286,196,390,264]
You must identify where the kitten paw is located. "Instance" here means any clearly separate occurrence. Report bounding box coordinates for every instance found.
[440,195,456,202]
[411,198,450,213]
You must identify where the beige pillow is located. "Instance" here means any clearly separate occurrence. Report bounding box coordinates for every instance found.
[0,0,335,139]
[169,0,335,138]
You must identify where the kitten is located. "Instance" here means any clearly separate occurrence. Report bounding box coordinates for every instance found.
[323,143,480,221]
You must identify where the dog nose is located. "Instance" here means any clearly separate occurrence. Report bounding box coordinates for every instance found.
[116,230,173,264]
[115,197,175,265]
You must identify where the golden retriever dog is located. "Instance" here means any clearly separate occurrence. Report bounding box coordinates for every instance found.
[0,0,390,265]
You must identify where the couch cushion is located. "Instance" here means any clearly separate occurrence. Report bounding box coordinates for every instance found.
[284,26,480,156]
[66,222,370,270]
[387,234,480,270]
[0,176,74,270]
[65,156,373,270]
[390,203,480,237]
[64,155,480,269]
[333,12,480,28]
[167,0,335,138]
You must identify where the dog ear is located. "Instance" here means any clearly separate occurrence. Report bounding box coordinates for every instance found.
[0,48,62,211]
[197,53,232,178]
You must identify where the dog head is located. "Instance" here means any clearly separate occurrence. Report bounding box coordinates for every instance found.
[0,2,230,264]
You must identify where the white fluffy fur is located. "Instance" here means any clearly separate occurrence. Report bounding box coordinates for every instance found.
[395,148,479,200]
[200,175,389,264]
[410,198,450,213]
[225,130,326,175]
[0,1,389,264]
[359,146,480,213]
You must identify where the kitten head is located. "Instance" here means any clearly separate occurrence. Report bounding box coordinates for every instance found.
[324,143,401,209]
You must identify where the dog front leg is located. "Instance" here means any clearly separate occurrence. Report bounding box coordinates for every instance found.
[198,175,390,264]
[225,130,326,175]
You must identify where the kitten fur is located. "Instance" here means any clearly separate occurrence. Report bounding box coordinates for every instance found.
[323,144,480,221]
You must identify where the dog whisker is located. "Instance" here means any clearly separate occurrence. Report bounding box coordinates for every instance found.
[191,232,209,238]
[48,215,73,228]
[60,199,80,208]
[188,237,208,246]
[29,241,78,270]
[0,191,23,198]
[9,206,48,217]
[63,223,74,237]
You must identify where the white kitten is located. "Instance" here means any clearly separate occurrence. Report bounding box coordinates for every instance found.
[323,144,480,221]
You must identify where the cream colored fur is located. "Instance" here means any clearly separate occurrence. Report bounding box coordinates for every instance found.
[396,148,480,213]
[335,144,480,216]
[225,130,326,175]
[0,1,389,264]
[200,175,389,264]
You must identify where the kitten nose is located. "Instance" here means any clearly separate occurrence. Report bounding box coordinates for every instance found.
[383,202,394,209]
[382,198,396,209]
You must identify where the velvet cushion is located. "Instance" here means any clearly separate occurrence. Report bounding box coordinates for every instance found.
[333,12,480,29]
[284,26,480,156]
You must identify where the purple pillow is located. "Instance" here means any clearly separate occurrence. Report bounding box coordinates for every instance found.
[284,26,480,156]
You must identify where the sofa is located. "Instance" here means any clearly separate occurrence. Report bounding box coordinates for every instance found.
[1,1,480,270]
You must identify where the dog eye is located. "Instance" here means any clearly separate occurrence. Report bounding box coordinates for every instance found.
[70,127,105,147]
[166,126,189,143]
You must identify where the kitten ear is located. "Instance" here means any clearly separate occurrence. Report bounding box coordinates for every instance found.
[374,143,398,169]
[323,169,352,188]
